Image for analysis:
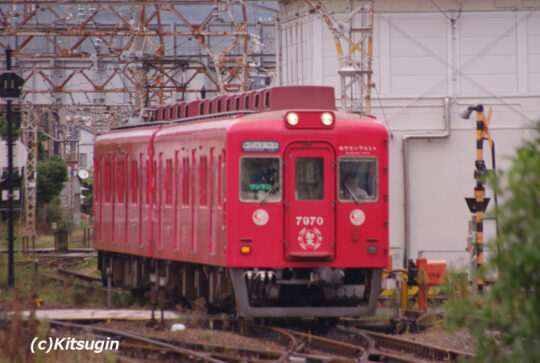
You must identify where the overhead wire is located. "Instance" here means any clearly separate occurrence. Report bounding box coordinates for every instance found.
[372,84,393,138]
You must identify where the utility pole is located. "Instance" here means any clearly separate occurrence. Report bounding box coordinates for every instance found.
[1,47,24,289]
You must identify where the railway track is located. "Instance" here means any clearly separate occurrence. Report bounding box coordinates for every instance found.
[365,328,474,362]
[56,261,101,283]
[332,325,474,362]
[46,316,474,362]
[38,259,101,284]
[50,320,225,362]
[45,318,368,362]
[11,309,474,363]
[17,251,474,362]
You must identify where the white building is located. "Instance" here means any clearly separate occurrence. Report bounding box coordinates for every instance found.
[278,0,540,268]
[78,125,97,170]
[59,124,96,224]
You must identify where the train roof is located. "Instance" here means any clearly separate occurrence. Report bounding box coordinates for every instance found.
[105,86,386,135]
[151,86,336,123]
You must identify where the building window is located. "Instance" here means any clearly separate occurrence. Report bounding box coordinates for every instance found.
[80,153,88,167]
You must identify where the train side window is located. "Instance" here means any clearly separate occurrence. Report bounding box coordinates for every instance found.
[191,150,197,208]
[239,157,281,203]
[131,160,138,204]
[200,156,207,207]
[217,154,223,207]
[174,152,179,208]
[111,156,116,204]
[139,155,144,207]
[145,160,150,205]
[104,160,111,203]
[338,157,378,202]
[95,157,101,203]
[158,155,163,206]
[295,158,324,200]
[219,150,226,206]
[182,157,190,206]
[117,160,125,204]
[165,159,173,206]
[153,160,157,203]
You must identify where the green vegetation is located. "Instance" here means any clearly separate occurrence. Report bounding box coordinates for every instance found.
[0,224,144,310]
[80,170,94,216]
[447,122,540,362]
[37,155,68,205]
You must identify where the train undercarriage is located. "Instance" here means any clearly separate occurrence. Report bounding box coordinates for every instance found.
[98,251,382,317]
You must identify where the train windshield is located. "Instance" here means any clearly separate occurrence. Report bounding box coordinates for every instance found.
[338,157,378,202]
[240,157,281,202]
[295,157,324,200]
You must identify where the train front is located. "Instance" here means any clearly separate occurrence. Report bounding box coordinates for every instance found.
[226,88,389,317]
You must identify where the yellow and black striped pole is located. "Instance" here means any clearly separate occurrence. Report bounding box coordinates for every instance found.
[474,105,486,293]
[462,104,493,293]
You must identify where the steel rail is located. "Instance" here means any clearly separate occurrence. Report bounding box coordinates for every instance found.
[282,328,368,361]
[118,341,281,362]
[57,262,102,283]
[241,324,297,362]
[49,320,227,363]
[49,319,297,362]
[359,328,474,362]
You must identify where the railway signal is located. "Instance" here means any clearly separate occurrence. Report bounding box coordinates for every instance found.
[460,104,495,293]
[1,47,24,290]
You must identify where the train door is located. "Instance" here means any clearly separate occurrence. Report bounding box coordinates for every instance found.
[284,142,335,260]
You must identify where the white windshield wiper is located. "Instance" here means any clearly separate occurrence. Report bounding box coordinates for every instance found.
[345,183,362,206]
[259,182,278,205]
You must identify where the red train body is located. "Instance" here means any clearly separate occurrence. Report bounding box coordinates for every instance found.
[94,86,389,317]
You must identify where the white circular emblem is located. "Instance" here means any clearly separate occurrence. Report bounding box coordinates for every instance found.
[350,209,366,226]
[298,227,323,250]
[252,209,269,226]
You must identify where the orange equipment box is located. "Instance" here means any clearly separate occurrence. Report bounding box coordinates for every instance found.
[416,257,446,285]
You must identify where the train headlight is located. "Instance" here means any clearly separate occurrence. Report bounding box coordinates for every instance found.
[286,112,299,126]
[320,112,334,126]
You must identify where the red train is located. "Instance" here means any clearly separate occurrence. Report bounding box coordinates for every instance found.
[93,85,389,317]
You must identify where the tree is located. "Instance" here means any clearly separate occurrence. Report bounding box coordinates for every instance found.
[80,171,93,215]
[37,155,68,205]
[447,121,540,362]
